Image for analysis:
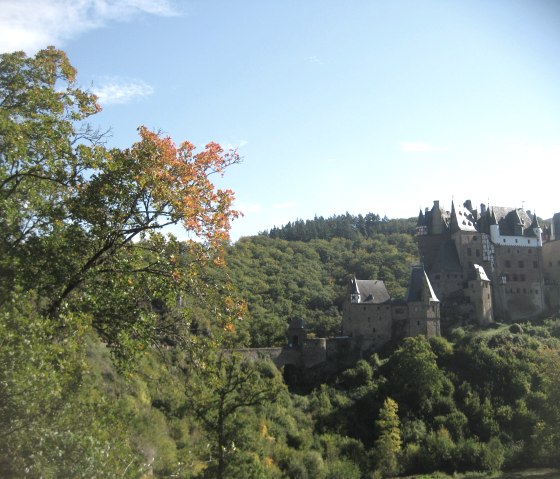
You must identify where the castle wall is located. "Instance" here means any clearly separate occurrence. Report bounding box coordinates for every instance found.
[542,239,560,311]
[492,243,545,320]
[233,347,302,368]
[489,224,542,248]
[342,302,393,351]
[407,301,440,337]
[302,338,327,368]
[464,279,493,325]
[453,231,483,269]
[430,271,465,301]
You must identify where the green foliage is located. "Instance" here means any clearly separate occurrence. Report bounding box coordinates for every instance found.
[185,353,285,479]
[372,397,402,477]
[0,292,141,477]
[384,336,447,415]
[225,233,418,346]
[264,213,417,242]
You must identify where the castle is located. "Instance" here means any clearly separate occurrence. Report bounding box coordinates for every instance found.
[340,264,440,354]
[416,199,560,323]
[240,199,560,373]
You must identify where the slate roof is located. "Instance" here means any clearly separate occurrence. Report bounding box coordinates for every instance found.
[432,237,463,272]
[490,206,535,236]
[417,209,426,226]
[406,265,439,302]
[451,201,477,232]
[472,264,490,282]
[350,277,391,304]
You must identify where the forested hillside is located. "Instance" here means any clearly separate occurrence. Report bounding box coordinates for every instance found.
[3,48,560,479]
[224,225,418,346]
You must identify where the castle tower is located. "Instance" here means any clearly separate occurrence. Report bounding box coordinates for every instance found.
[464,264,493,325]
[416,209,427,236]
[286,318,306,348]
[406,265,440,338]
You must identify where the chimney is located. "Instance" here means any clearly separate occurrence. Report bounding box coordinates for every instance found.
[480,203,487,215]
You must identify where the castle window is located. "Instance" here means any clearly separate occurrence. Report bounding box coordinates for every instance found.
[503,239,506,243]
[528,240,531,244]
[435,274,440,280]
[518,260,524,268]
[467,247,472,256]
[476,249,480,257]
[417,321,420,325]
[505,260,511,268]
[528,248,533,253]
[515,239,518,243]
[523,288,527,293]
[513,274,518,281]
[473,236,478,241]
[520,274,526,281]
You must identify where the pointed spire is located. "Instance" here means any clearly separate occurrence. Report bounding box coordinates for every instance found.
[450,200,460,233]
[531,212,540,229]
[417,208,425,226]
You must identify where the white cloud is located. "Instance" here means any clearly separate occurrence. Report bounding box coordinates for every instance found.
[272,201,298,209]
[401,142,447,153]
[223,139,249,150]
[0,0,180,54]
[92,77,154,105]
[307,55,323,65]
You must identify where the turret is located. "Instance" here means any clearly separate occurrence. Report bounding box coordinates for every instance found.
[450,200,459,233]
[416,209,427,236]
[532,212,543,246]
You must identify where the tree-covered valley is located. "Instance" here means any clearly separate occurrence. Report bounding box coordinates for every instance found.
[2,48,560,479]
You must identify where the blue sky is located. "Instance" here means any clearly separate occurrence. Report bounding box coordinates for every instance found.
[2,0,560,240]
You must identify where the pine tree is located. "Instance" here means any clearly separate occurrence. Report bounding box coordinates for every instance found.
[373,397,401,477]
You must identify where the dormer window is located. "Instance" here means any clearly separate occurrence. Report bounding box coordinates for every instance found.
[350,293,360,303]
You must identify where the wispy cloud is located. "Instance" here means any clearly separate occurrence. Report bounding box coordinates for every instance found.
[306,55,323,65]
[224,139,249,150]
[401,142,447,153]
[92,77,154,105]
[0,0,180,54]
[272,201,298,209]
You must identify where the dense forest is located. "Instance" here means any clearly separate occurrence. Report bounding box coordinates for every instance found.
[2,48,560,479]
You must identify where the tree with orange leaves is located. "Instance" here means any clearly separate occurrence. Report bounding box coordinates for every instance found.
[0,46,241,363]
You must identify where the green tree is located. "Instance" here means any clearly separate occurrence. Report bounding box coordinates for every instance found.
[0,47,241,476]
[372,397,402,477]
[385,336,446,415]
[185,352,284,479]
[0,47,240,357]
